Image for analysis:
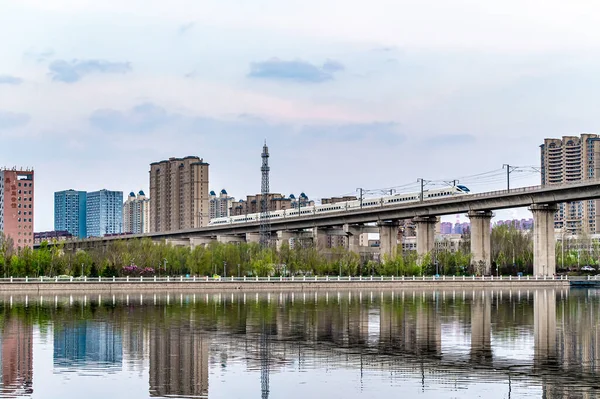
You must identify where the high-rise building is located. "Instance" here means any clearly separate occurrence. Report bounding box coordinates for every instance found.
[0,168,34,250]
[209,189,235,220]
[123,190,151,234]
[540,134,600,234]
[149,157,209,232]
[54,190,87,238]
[86,189,123,237]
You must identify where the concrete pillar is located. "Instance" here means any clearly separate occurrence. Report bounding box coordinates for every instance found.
[276,231,295,250]
[534,289,557,364]
[413,216,437,263]
[245,232,261,244]
[415,301,441,355]
[378,221,400,260]
[468,210,493,275]
[189,237,216,248]
[530,203,558,276]
[470,290,492,363]
[312,227,329,250]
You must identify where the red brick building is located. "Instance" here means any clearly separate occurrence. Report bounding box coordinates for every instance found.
[0,168,34,250]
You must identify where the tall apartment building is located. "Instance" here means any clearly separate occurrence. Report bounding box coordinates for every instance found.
[0,168,34,250]
[54,190,87,238]
[123,190,150,234]
[540,134,600,234]
[86,190,123,237]
[149,157,209,232]
[209,189,235,220]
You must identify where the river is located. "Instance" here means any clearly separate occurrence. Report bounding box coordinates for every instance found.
[0,287,596,398]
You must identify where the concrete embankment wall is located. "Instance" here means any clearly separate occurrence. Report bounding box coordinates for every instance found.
[0,280,569,293]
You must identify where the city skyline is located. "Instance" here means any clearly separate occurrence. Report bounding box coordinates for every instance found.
[6,1,599,231]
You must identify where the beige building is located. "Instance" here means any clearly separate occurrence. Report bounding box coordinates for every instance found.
[149,157,209,232]
[541,134,600,234]
[230,193,315,216]
[123,190,151,234]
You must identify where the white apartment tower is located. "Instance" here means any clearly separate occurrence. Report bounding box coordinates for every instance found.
[123,190,151,234]
[209,189,235,220]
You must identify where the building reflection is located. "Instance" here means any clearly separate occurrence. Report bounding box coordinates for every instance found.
[149,318,209,398]
[54,321,123,370]
[0,316,33,395]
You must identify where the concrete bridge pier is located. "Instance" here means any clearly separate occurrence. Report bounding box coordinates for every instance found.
[312,227,329,250]
[378,221,400,261]
[530,203,558,276]
[343,224,362,254]
[413,216,437,264]
[468,210,493,275]
[246,232,261,244]
[276,231,295,250]
[189,237,216,248]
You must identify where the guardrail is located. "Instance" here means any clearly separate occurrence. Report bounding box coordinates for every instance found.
[0,275,571,283]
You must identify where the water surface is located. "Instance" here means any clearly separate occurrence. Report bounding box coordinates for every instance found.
[0,288,597,398]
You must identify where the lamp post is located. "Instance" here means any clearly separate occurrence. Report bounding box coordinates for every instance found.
[223,261,227,277]
[163,258,168,276]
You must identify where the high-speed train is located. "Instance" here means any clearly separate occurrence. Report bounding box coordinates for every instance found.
[208,185,471,226]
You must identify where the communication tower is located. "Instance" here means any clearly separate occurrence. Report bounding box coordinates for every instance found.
[259,141,271,247]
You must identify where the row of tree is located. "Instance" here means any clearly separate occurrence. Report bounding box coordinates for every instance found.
[0,225,597,278]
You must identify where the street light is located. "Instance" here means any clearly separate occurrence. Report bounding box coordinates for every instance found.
[223,261,227,277]
[163,258,168,276]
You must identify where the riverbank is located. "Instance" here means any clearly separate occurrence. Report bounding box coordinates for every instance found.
[0,277,570,293]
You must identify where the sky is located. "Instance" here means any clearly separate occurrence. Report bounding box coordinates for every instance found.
[2,0,600,231]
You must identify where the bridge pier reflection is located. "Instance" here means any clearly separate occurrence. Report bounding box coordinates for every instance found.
[534,289,557,365]
[470,290,492,363]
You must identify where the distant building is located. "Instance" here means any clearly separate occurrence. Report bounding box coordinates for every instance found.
[494,218,534,230]
[0,168,34,250]
[34,230,73,244]
[86,190,123,237]
[209,189,235,220]
[541,134,600,234]
[453,222,470,235]
[123,191,150,234]
[230,193,315,216]
[149,156,209,232]
[439,222,453,235]
[54,189,87,238]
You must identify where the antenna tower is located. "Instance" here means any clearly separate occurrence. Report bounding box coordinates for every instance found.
[259,141,271,247]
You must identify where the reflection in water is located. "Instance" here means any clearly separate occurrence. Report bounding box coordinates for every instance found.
[0,288,599,398]
[1,316,32,396]
[54,321,123,371]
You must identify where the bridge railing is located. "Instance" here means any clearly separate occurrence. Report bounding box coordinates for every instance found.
[0,275,571,283]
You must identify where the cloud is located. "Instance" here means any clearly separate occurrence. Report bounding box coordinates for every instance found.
[0,75,23,85]
[302,122,403,144]
[248,58,345,83]
[23,48,55,64]
[0,111,30,129]
[322,59,345,73]
[48,59,131,83]
[89,103,179,132]
[420,134,476,147]
[178,22,195,35]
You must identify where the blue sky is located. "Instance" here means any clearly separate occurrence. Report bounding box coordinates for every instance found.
[2,0,600,230]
